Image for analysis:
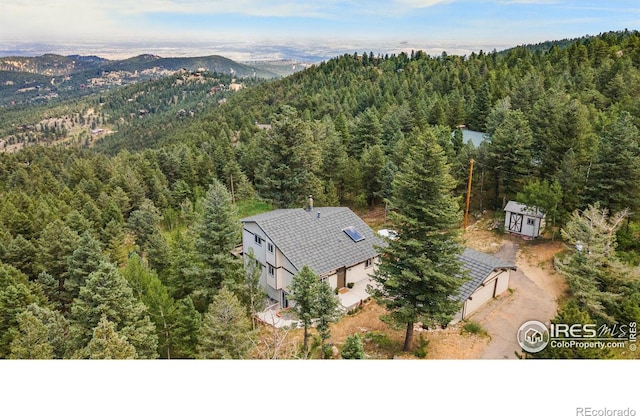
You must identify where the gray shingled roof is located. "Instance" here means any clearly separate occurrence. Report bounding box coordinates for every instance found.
[456,248,516,301]
[241,207,385,276]
[504,200,545,218]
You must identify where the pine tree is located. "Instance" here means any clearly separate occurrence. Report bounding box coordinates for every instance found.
[583,112,640,217]
[69,261,158,358]
[197,287,252,359]
[9,309,54,359]
[487,109,533,205]
[369,130,465,352]
[21,303,70,359]
[36,219,79,311]
[122,253,176,358]
[289,265,318,355]
[66,231,106,304]
[193,179,242,311]
[530,91,594,181]
[0,263,45,358]
[127,199,162,253]
[3,234,38,278]
[163,231,200,300]
[79,316,137,359]
[360,144,386,207]
[341,333,366,359]
[171,297,201,359]
[468,82,491,131]
[352,107,383,156]
[238,248,266,330]
[314,281,341,358]
[554,204,630,324]
[255,105,322,208]
[320,124,350,202]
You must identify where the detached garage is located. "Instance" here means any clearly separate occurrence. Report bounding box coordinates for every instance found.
[457,248,516,320]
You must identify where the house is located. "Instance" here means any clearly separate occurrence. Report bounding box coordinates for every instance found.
[456,248,516,320]
[504,200,545,238]
[525,328,543,344]
[240,207,384,311]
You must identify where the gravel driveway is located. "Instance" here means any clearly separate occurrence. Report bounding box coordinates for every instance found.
[471,240,560,359]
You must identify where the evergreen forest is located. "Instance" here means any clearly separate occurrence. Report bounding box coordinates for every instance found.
[1,30,639,359]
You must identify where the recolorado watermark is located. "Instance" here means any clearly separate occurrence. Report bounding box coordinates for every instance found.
[517,320,637,353]
[576,407,636,416]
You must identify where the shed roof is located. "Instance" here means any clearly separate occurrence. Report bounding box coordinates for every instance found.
[504,200,545,218]
[457,248,516,301]
[241,207,384,276]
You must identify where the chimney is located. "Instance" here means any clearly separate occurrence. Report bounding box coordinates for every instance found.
[308,194,314,211]
[317,211,321,219]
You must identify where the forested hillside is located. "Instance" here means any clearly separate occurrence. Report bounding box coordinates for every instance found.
[0,53,292,106]
[0,30,639,359]
[0,70,261,152]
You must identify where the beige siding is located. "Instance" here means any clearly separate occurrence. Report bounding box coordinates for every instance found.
[346,258,376,284]
[494,270,510,295]
[280,268,296,293]
[243,223,267,264]
[462,269,511,319]
[505,212,543,238]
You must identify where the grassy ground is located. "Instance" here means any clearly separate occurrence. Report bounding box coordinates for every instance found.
[236,199,272,218]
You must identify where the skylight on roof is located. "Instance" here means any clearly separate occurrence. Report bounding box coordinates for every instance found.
[343,226,365,242]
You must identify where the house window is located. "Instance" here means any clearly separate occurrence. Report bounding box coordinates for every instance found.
[254,234,262,246]
[268,264,275,276]
[267,242,274,253]
[527,218,535,226]
[365,258,373,268]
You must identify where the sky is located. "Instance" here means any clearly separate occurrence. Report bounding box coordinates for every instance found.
[1,1,639,60]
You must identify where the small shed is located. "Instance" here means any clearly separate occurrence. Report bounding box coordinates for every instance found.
[504,200,545,238]
[457,248,516,320]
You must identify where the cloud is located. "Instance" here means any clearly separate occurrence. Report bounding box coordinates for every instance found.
[102,0,343,18]
[497,0,558,4]
[1,1,118,40]
[1,0,633,46]
[392,0,453,7]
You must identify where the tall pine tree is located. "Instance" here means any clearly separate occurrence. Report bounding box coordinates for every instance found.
[289,265,318,355]
[255,105,322,208]
[314,281,341,359]
[583,112,640,217]
[369,129,465,352]
[197,287,252,359]
[193,179,242,312]
[69,261,158,358]
[66,231,107,306]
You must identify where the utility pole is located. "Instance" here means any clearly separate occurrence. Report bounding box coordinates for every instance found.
[230,173,235,204]
[463,159,475,231]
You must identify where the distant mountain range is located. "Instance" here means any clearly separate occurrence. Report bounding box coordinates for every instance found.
[0,53,306,105]
[0,53,302,78]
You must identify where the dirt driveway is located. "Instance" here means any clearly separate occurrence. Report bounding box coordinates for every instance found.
[471,238,567,359]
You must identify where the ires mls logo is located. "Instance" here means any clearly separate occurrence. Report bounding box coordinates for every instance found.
[517,320,638,353]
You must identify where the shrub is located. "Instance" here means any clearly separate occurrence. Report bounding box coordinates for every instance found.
[341,334,366,359]
[413,334,429,358]
[461,321,488,337]
[322,344,334,359]
[364,331,394,349]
